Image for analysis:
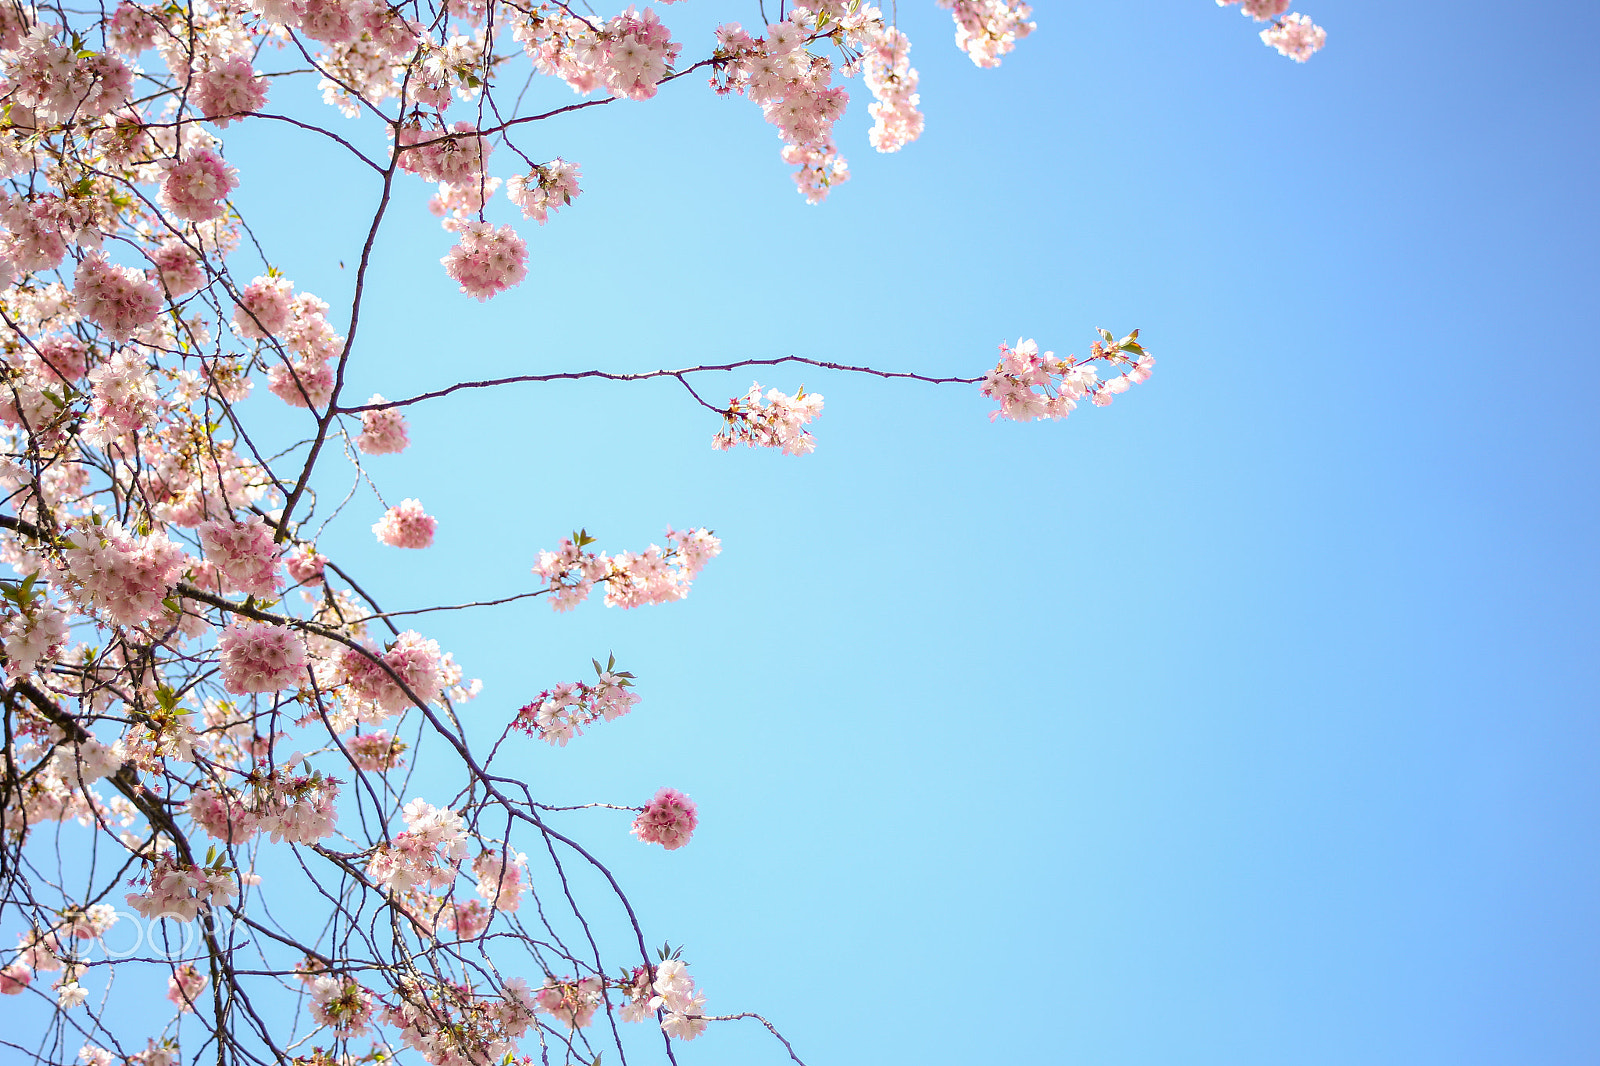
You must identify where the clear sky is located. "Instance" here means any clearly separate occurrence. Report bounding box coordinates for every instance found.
[126,2,1600,1063]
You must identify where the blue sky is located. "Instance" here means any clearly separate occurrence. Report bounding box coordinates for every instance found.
[47,2,1600,1064]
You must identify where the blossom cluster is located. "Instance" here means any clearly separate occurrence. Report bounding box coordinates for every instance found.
[860,26,925,153]
[935,0,1036,68]
[336,629,451,715]
[379,974,538,1065]
[188,761,340,845]
[1,596,69,677]
[347,729,408,771]
[651,959,710,1040]
[980,330,1156,422]
[532,526,722,611]
[1260,13,1328,62]
[712,382,825,454]
[125,856,239,922]
[471,848,527,911]
[506,159,583,224]
[56,519,189,627]
[72,255,162,345]
[0,906,119,999]
[632,787,699,850]
[217,620,309,694]
[709,16,852,203]
[356,396,410,454]
[198,517,282,600]
[365,798,470,895]
[309,975,376,1036]
[514,657,640,745]
[440,222,529,301]
[1217,0,1327,60]
[373,498,438,549]
[166,963,208,1013]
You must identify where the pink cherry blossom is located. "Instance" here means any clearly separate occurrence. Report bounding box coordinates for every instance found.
[532,975,603,1029]
[356,396,410,454]
[266,356,335,409]
[198,517,282,600]
[0,963,31,994]
[0,195,71,275]
[533,527,720,611]
[373,498,436,548]
[83,350,166,446]
[107,2,160,52]
[309,976,374,1035]
[233,275,294,339]
[58,519,189,626]
[471,849,526,911]
[217,620,308,693]
[505,159,582,224]
[32,334,89,383]
[1219,0,1291,20]
[860,26,925,153]
[397,122,492,185]
[126,856,238,922]
[74,253,163,341]
[631,787,698,850]
[601,6,681,101]
[166,963,207,1013]
[935,0,1035,68]
[148,240,207,297]
[347,730,407,771]
[1261,13,1326,62]
[440,221,528,300]
[338,629,448,712]
[515,666,640,746]
[192,55,269,125]
[159,148,240,222]
[188,787,260,843]
[3,602,70,677]
[712,382,823,454]
[285,546,327,587]
[980,331,1154,422]
[649,958,708,1040]
[364,797,469,894]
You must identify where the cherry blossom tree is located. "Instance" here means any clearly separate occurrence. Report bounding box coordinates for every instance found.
[0,1,1324,1065]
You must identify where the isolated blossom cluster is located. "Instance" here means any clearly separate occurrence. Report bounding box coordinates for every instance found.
[1217,0,1327,60]
[981,330,1156,422]
[935,0,1036,67]
[533,526,722,610]
[708,6,941,202]
[632,787,699,850]
[712,382,825,454]
[514,657,640,745]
